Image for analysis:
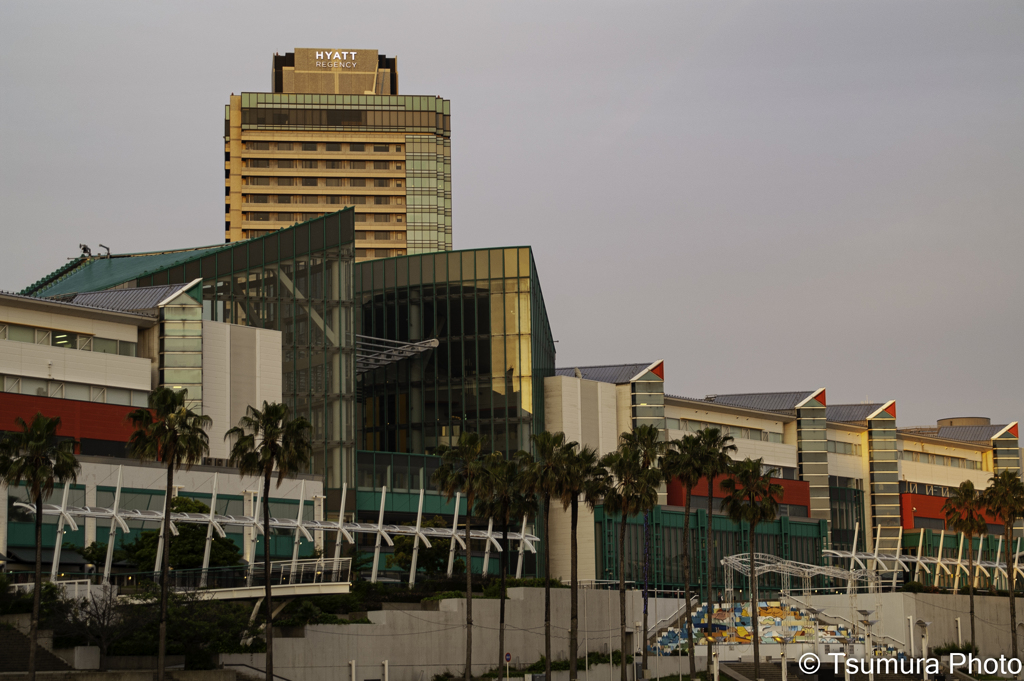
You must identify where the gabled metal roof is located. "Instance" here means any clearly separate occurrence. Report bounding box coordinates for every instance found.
[21,245,226,298]
[69,284,193,313]
[936,425,1006,443]
[827,404,885,424]
[554,363,653,385]
[705,391,816,413]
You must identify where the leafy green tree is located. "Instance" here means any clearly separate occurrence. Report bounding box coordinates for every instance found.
[127,387,211,681]
[554,444,606,681]
[981,470,1024,660]
[523,430,576,681]
[692,426,737,664]
[600,446,661,681]
[120,497,242,570]
[662,434,702,678]
[720,458,783,681]
[0,412,81,681]
[430,431,490,681]
[225,401,312,681]
[63,541,126,567]
[618,424,666,676]
[943,479,988,652]
[475,450,536,681]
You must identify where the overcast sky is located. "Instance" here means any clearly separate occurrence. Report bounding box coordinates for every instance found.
[1,1,1021,427]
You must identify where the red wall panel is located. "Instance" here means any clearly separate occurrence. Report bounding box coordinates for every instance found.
[0,393,140,450]
[667,475,810,512]
[899,492,999,529]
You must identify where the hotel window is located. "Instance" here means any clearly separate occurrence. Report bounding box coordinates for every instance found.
[248,159,270,168]
[394,232,406,241]
[302,178,318,187]
[355,231,368,240]
[301,160,317,169]
[396,181,403,187]
[250,212,271,221]
[326,196,341,204]
[302,143,317,151]
[395,215,403,222]
[250,177,270,186]
[396,163,403,170]
[350,143,365,152]
[326,178,343,187]
[374,232,390,240]
[326,161,343,170]
[248,142,270,150]
[374,161,389,170]
[355,249,368,257]
[249,195,269,204]
[326,143,341,152]
[395,145,402,152]
[301,195,319,204]
[350,161,366,169]
[276,195,291,203]
[350,178,366,187]
[354,213,367,222]
[373,145,389,152]
[277,142,292,151]
[350,196,366,204]
[277,213,294,222]
[374,196,391,205]
[278,177,294,186]
[374,178,389,187]
[374,249,389,257]
[374,214,390,223]
[277,159,294,169]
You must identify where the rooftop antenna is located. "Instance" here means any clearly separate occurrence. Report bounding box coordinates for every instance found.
[98,244,111,258]
[78,244,92,257]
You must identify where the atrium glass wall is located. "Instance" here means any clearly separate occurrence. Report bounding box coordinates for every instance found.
[993,431,1020,473]
[354,247,555,456]
[796,396,830,529]
[130,212,356,505]
[868,409,901,553]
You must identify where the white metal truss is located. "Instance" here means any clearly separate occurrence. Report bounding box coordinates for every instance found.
[355,335,439,374]
[19,467,539,587]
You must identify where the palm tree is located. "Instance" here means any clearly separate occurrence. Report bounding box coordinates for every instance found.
[662,434,702,679]
[982,470,1024,661]
[225,402,311,681]
[601,446,662,681]
[431,431,490,681]
[126,387,210,681]
[693,426,737,663]
[475,450,536,681]
[555,444,607,680]
[618,424,665,676]
[720,458,783,681]
[523,430,576,681]
[943,480,987,653]
[0,413,80,681]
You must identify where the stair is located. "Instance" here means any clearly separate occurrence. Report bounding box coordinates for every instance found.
[0,625,75,673]
[722,662,919,681]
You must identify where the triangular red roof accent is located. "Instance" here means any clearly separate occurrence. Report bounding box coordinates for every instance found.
[650,362,664,380]
[1010,423,1019,438]
[884,402,896,418]
[814,389,826,406]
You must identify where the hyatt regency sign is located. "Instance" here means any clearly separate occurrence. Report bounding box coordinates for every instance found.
[315,50,359,68]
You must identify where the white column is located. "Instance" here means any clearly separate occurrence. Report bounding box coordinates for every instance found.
[290,480,307,581]
[200,473,219,588]
[447,492,461,578]
[409,488,426,587]
[103,467,125,585]
[371,486,387,584]
[50,482,71,582]
[482,517,494,577]
[516,515,527,579]
[333,486,349,581]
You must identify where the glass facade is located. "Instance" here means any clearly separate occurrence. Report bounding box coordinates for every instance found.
[630,370,665,432]
[829,480,867,552]
[131,211,356,503]
[354,247,555,456]
[796,395,831,529]
[867,409,901,553]
[993,431,1020,473]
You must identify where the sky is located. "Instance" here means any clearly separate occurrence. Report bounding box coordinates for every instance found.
[1,1,1021,428]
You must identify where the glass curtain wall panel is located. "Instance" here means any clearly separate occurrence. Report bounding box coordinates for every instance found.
[354,247,555,457]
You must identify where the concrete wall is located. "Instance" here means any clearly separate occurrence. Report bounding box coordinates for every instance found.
[220,587,698,681]
[544,375,618,583]
[203,321,283,460]
[0,339,151,392]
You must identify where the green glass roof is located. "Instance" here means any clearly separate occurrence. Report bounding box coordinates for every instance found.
[21,245,227,298]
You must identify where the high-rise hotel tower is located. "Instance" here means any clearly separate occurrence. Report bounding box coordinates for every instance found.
[225,49,452,259]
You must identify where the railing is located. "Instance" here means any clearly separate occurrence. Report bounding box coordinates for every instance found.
[221,663,294,681]
[782,592,905,650]
[8,579,97,601]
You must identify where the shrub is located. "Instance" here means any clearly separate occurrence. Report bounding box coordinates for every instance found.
[421,590,465,603]
[932,642,978,656]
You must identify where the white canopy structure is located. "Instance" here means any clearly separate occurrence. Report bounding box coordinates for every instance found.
[18,465,539,590]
